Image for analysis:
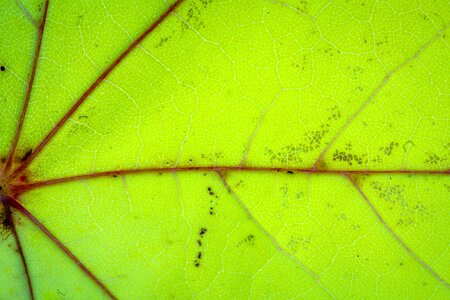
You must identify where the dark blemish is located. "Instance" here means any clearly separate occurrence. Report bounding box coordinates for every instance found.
[287,170,294,174]
[197,252,202,259]
[78,115,88,120]
[195,262,200,267]
[21,149,32,162]
[0,211,12,241]
[0,66,5,72]
[199,227,207,237]
[237,234,256,247]
[1,157,5,163]
[399,262,403,266]
[265,106,341,164]
[379,142,399,156]
[197,240,202,246]
[424,152,446,165]
[112,175,117,178]
[246,234,255,245]
[332,149,367,166]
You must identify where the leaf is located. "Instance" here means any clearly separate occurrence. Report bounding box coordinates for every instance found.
[0,0,449,298]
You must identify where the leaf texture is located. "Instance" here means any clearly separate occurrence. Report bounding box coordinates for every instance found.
[0,0,449,299]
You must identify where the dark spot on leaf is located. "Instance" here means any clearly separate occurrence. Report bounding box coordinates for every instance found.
[197,239,202,246]
[287,170,294,174]
[199,227,207,237]
[424,152,446,165]
[21,149,33,162]
[379,142,399,156]
[0,66,5,72]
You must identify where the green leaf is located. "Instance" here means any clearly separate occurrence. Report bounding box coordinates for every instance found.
[0,0,449,298]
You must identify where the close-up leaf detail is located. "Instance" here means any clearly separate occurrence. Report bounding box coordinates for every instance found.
[0,0,449,299]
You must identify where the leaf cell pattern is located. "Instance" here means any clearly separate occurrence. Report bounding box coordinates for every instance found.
[0,0,449,299]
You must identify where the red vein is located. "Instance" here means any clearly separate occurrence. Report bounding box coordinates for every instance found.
[7,197,118,299]
[2,196,34,300]
[15,0,39,28]
[346,174,450,288]
[312,23,449,170]
[216,171,335,298]
[9,0,186,180]
[11,166,449,195]
[4,0,49,173]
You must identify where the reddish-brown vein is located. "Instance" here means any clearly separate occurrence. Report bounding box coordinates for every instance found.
[346,174,450,288]
[7,196,118,299]
[2,196,34,300]
[4,0,49,174]
[9,0,186,180]
[312,23,449,171]
[11,166,449,196]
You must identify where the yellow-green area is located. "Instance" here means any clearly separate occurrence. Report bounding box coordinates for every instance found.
[0,0,449,299]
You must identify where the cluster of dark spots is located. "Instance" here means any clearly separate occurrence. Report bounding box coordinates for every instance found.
[294,0,309,14]
[0,66,5,72]
[370,181,405,206]
[316,46,341,57]
[265,106,341,164]
[194,227,208,267]
[266,124,331,164]
[345,65,364,80]
[379,141,399,156]
[237,234,256,247]
[0,207,12,241]
[424,152,447,165]
[154,36,171,48]
[182,0,213,31]
[291,53,309,71]
[207,187,219,216]
[332,149,367,166]
[371,181,430,226]
[194,251,202,267]
[198,152,224,164]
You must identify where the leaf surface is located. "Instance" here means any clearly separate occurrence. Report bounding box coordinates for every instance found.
[0,0,449,299]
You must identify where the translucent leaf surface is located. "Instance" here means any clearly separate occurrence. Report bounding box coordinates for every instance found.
[0,0,448,299]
